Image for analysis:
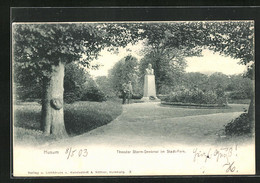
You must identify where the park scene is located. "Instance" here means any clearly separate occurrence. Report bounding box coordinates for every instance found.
[13,21,255,148]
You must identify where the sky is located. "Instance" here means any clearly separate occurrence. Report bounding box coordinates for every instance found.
[88,42,143,77]
[185,49,247,75]
[88,44,247,78]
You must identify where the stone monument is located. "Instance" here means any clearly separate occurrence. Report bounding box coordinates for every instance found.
[141,64,160,101]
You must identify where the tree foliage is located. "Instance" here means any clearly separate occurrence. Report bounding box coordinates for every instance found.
[95,76,117,98]
[204,21,254,65]
[180,72,253,100]
[182,72,209,91]
[137,22,205,94]
[139,21,254,79]
[227,75,254,99]
[13,23,142,82]
[108,55,141,95]
[64,62,91,103]
[207,72,230,91]
[137,21,254,94]
[139,50,187,94]
[139,22,206,57]
[13,21,254,85]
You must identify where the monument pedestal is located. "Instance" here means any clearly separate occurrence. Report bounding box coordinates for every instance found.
[141,75,160,102]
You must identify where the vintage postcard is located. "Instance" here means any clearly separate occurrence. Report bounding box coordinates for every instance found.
[12,21,255,176]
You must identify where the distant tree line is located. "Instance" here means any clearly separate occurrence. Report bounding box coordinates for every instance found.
[15,54,253,104]
[106,55,253,101]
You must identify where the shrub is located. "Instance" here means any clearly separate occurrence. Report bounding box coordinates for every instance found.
[132,93,143,99]
[229,91,251,100]
[191,90,204,103]
[64,90,82,104]
[224,113,253,136]
[157,94,168,100]
[149,96,156,100]
[205,92,220,104]
[216,88,225,98]
[14,84,42,101]
[63,62,90,103]
[81,85,107,102]
[163,89,224,105]
[118,92,142,99]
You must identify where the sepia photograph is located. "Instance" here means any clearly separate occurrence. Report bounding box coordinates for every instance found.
[12,21,255,176]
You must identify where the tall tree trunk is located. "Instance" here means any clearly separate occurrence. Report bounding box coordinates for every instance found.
[41,62,67,137]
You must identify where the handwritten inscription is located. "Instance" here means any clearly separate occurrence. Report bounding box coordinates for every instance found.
[65,147,88,159]
[193,147,235,163]
[223,161,236,173]
[193,145,238,173]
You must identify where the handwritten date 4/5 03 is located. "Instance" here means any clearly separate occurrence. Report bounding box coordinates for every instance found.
[65,147,88,159]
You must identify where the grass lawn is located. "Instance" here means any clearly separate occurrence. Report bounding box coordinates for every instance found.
[13,100,123,145]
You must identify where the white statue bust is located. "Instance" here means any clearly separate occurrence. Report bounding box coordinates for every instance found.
[145,63,154,75]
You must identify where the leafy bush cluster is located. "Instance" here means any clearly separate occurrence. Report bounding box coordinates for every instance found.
[64,90,83,104]
[224,113,253,136]
[163,88,226,105]
[118,93,143,99]
[180,72,253,100]
[14,84,42,101]
[226,76,253,100]
[64,84,107,103]
[132,93,143,99]
[81,85,107,102]
[229,91,252,100]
